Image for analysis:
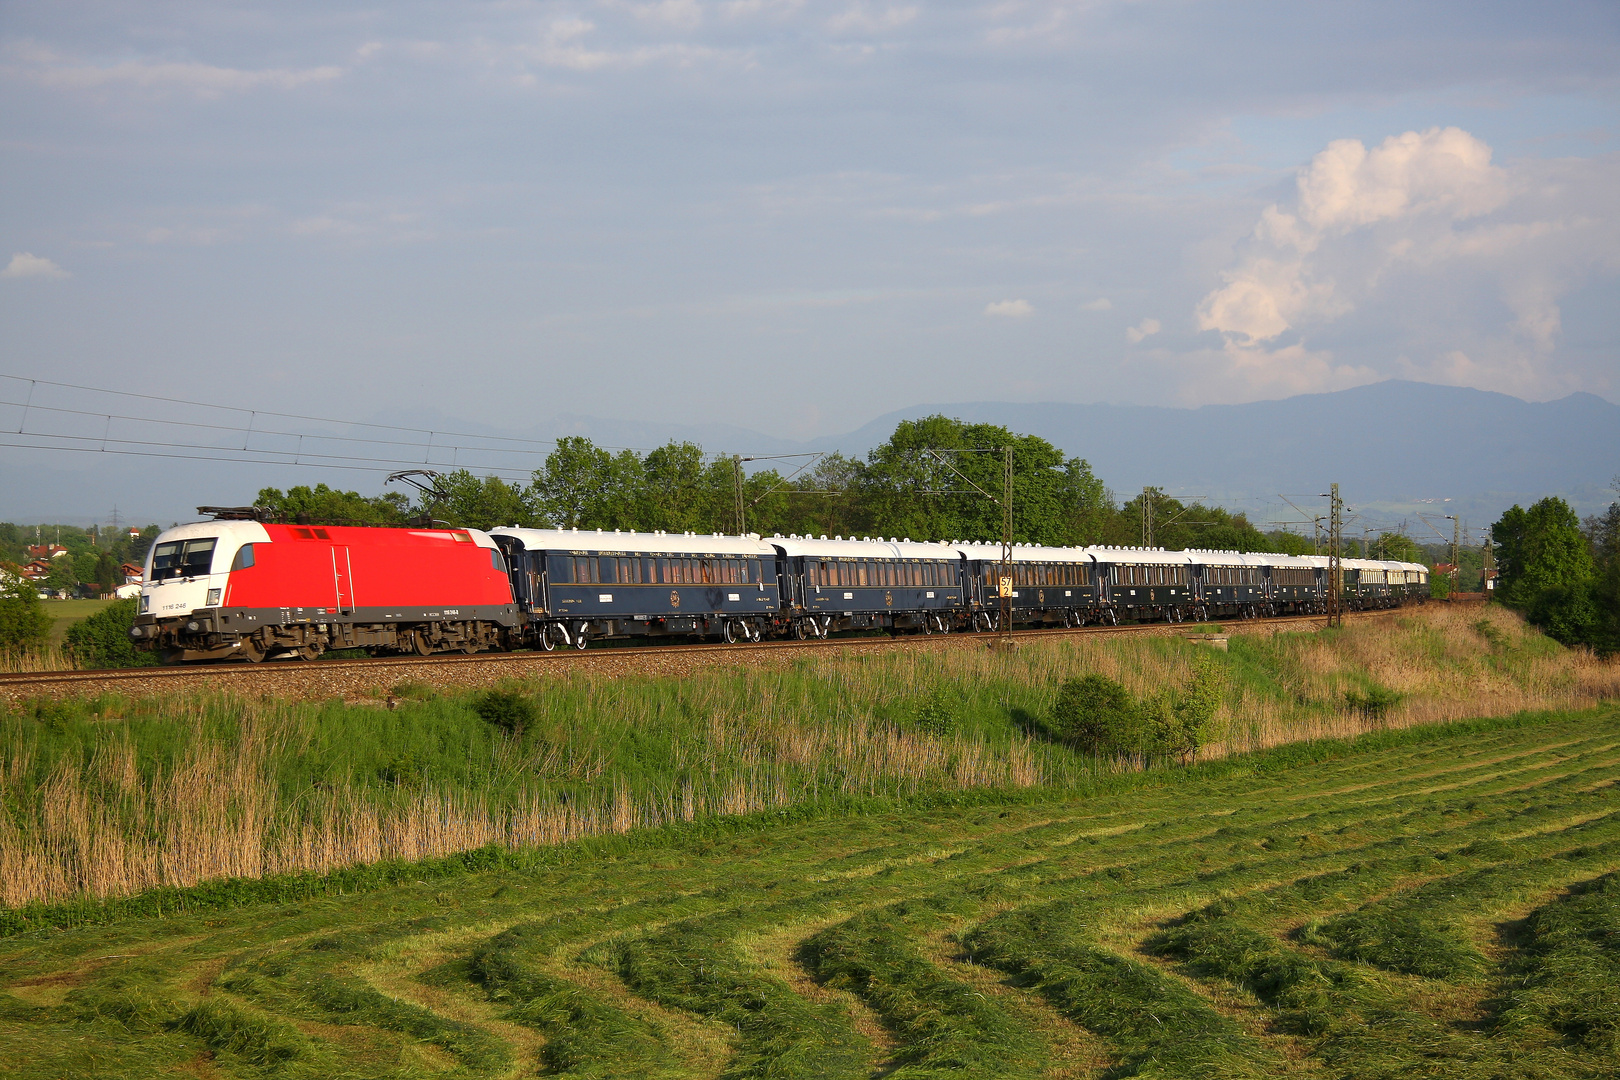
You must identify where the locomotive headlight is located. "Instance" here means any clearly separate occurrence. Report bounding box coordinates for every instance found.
[187,620,201,632]
[140,595,150,612]
[206,588,222,606]
[128,625,144,640]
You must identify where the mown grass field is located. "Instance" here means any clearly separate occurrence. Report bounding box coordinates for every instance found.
[1,704,1617,1079]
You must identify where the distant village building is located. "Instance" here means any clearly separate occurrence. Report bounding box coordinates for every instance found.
[26,544,69,560]
[121,562,144,584]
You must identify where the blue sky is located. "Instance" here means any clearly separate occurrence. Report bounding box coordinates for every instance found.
[2,0,1617,461]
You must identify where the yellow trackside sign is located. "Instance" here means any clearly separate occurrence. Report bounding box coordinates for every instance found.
[999,576,1013,598]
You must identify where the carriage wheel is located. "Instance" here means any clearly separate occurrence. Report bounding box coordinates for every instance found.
[722,620,738,644]
[539,625,557,651]
[793,619,810,641]
[573,624,589,650]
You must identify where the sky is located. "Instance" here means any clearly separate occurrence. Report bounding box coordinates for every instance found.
[1,0,1618,519]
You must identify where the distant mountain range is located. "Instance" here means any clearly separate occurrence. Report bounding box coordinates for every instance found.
[3,381,1616,533]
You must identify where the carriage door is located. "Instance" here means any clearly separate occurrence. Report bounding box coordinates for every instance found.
[332,547,355,614]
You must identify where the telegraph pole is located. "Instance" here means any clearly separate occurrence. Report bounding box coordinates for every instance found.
[1001,447,1014,642]
[1456,517,1464,589]
[1481,527,1496,598]
[1326,483,1343,627]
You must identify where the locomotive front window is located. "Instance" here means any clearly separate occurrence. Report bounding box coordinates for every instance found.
[151,537,217,580]
[230,544,255,571]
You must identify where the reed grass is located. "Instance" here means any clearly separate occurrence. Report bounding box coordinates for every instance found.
[0,605,1614,909]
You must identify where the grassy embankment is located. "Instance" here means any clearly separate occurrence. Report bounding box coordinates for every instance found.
[2,604,1617,911]
[1,604,1615,914]
[0,704,1617,1077]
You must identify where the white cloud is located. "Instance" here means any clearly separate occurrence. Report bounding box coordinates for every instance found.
[1125,317,1160,343]
[1193,127,1620,398]
[1199,128,1506,345]
[1081,297,1112,311]
[985,298,1033,317]
[3,44,342,97]
[2,253,69,280]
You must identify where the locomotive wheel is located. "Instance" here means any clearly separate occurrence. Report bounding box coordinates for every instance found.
[296,643,324,661]
[237,637,265,663]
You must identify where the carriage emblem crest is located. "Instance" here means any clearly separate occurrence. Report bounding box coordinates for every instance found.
[1038,589,1045,604]
[669,591,680,609]
[885,591,893,608]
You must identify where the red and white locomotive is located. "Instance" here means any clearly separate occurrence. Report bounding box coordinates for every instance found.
[129,514,519,662]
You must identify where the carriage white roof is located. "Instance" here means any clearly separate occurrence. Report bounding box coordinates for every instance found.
[1076,546,1197,566]
[950,543,1097,564]
[770,535,962,560]
[490,527,777,558]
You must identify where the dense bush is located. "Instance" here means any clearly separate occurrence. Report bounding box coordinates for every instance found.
[64,599,157,669]
[471,688,537,735]
[0,571,53,650]
[1053,658,1224,760]
[1052,674,1142,754]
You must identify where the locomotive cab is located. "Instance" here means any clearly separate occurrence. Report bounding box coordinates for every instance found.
[130,520,271,660]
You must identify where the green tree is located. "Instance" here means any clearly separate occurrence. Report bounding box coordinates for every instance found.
[857,416,1080,545]
[0,568,53,649]
[529,438,643,530]
[430,470,534,531]
[1493,497,1594,607]
[640,441,730,534]
[256,484,410,526]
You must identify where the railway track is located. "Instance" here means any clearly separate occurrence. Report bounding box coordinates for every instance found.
[0,608,1403,704]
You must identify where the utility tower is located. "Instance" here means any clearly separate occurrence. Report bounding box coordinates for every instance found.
[732,455,746,535]
[1481,526,1495,597]
[1326,483,1343,628]
[1141,487,1154,547]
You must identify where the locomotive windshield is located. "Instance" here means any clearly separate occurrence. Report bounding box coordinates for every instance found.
[150,537,218,581]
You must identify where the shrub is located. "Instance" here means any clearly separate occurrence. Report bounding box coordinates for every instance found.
[1052,674,1143,754]
[0,570,53,650]
[472,688,537,735]
[912,687,958,736]
[1344,686,1400,725]
[64,598,156,669]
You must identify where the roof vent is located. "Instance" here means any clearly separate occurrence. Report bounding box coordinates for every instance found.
[821,534,829,540]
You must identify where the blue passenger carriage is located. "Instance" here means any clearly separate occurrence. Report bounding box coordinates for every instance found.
[490,528,779,648]
[954,544,1101,630]
[770,536,964,638]
[1089,547,1197,623]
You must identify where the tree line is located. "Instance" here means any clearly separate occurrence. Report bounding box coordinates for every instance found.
[1492,488,1620,655]
[255,415,1410,557]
